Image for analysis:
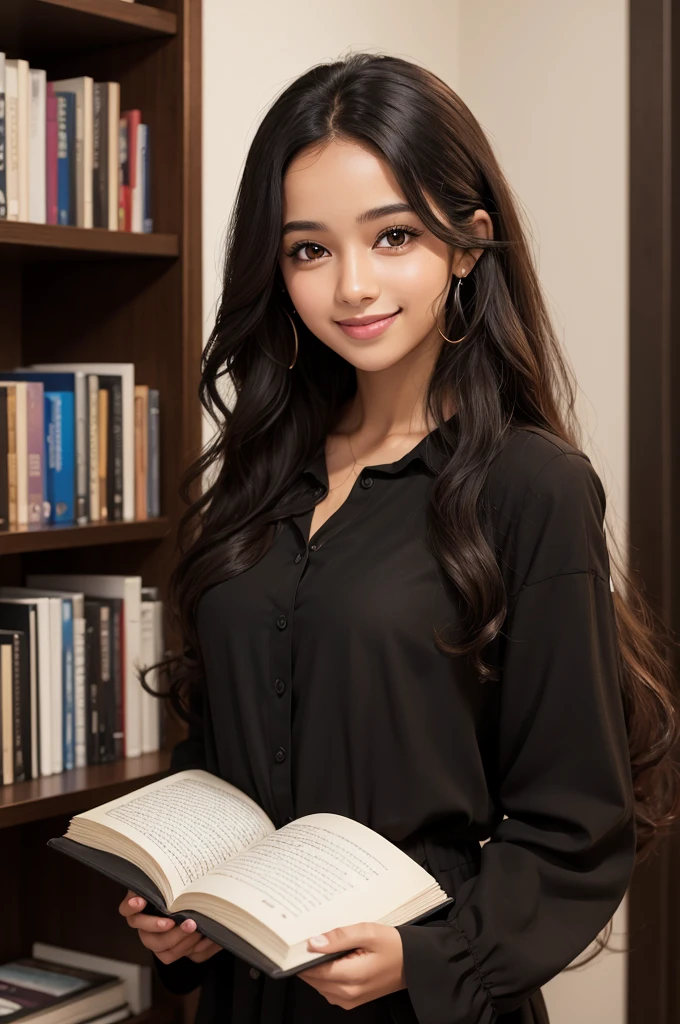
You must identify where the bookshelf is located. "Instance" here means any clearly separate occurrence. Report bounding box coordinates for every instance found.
[0,1,202,1023]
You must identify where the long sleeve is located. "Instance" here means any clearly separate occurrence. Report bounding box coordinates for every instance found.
[152,680,234,996]
[395,449,637,1024]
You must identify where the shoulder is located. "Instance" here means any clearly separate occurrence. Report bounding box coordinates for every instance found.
[485,425,605,517]
[484,426,609,592]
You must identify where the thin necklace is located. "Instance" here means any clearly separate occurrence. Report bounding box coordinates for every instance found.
[326,432,372,493]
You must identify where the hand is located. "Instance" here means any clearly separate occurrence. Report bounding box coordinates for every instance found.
[297,923,407,1010]
[118,890,222,964]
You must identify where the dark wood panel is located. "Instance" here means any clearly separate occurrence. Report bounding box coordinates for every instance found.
[0,223,179,260]
[0,517,170,555]
[0,0,176,60]
[0,751,171,827]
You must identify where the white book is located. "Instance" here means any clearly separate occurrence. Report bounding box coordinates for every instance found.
[131,123,143,233]
[32,944,151,1015]
[13,381,28,526]
[49,76,93,228]
[4,60,18,221]
[104,82,120,230]
[140,599,161,753]
[28,574,143,759]
[0,596,49,779]
[30,363,135,521]
[0,53,6,220]
[28,68,46,224]
[6,59,28,221]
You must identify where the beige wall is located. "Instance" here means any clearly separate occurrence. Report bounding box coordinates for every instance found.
[202,3,630,1021]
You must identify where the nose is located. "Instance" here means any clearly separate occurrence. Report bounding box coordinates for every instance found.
[334,246,380,309]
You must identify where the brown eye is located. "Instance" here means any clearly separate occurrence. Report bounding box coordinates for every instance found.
[385,229,407,246]
[288,242,327,262]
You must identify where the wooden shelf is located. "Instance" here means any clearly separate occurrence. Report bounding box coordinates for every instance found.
[0,0,177,57]
[0,222,179,261]
[0,750,172,828]
[0,517,171,555]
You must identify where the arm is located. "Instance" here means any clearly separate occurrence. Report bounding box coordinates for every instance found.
[396,451,637,1024]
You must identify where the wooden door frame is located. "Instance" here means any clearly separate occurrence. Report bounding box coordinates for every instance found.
[628,1,680,1021]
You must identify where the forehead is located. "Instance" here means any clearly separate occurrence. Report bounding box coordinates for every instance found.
[281,139,404,217]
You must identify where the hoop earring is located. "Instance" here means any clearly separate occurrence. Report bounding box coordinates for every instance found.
[283,308,298,369]
[436,272,468,345]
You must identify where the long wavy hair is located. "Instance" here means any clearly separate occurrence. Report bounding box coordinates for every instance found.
[141,51,680,964]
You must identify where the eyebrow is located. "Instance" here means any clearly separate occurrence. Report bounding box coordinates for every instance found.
[281,202,416,235]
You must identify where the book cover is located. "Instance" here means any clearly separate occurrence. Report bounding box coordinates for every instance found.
[4,60,18,221]
[147,388,159,517]
[0,387,8,530]
[6,59,28,222]
[0,602,33,783]
[50,76,94,228]
[28,68,46,224]
[25,381,45,526]
[0,957,125,1023]
[56,91,76,226]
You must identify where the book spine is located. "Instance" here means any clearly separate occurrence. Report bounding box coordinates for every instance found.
[25,382,44,526]
[110,379,123,521]
[74,372,87,524]
[142,124,152,233]
[12,629,24,783]
[14,382,27,526]
[87,374,99,522]
[84,601,100,765]
[5,62,17,221]
[28,68,46,224]
[45,391,75,524]
[0,53,6,221]
[73,607,86,768]
[99,603,111,762]
[147,389,159,517]
[63,599,75,771]
[56,94,70,225]
[0,388,8,530]
[45,83,57,225]
[5,385,16,528]
[118,117,129,231]
[14,60,29,222]
[111,601,124,759]
[93,82,104,229]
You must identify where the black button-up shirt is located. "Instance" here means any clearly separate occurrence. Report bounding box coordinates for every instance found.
[153,423,636,1024]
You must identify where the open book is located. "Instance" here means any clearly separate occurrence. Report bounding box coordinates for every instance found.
[48,770,454,978]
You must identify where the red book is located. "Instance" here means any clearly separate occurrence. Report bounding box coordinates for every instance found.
[45,84,58,225]
[119,109,141,232]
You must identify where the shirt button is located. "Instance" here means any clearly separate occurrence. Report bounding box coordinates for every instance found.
[249,967,261,979]
[274,678,286,695]
[276,614,287,629]
[294,553,303,564]
[360,476,373,488]
[275,747,286,762]
[310,543,318,552]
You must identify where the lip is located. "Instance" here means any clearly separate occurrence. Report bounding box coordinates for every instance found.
[335,310,401,340]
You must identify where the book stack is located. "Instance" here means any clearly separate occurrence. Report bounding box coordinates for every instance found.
[0,574,165,783]
[0,56,152,232]
[0,363,160,529]
[0,953,135,1024]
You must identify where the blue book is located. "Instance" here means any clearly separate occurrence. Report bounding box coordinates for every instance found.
[0,372,79,525]
[61,597,75,770]
[56,92,76,226]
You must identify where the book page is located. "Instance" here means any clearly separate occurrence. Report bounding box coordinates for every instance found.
[174,812,440,944]
[67,770,276,904]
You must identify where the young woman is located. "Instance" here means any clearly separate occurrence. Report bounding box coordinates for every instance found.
[118,53,679,1024]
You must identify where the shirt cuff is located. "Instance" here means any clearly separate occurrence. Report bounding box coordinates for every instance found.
[396,920,496,1024]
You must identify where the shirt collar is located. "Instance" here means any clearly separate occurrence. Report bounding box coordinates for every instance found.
[301,413,456,488]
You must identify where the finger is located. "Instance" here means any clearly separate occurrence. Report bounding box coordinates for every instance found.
[306,923,378,956]
[188,939,222,963]
[152,931,205,963]
[127,912,177,934]
[119,892,146,918]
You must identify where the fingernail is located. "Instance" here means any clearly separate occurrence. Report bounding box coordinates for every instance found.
[308,935,328,948]
[181,920,196,932]
[157,919,169,928]
[129,898,143,908]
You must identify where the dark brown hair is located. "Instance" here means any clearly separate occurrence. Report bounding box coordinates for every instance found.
[142,51,680,964]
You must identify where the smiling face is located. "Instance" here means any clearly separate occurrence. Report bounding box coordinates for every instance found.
[278,137,458,372]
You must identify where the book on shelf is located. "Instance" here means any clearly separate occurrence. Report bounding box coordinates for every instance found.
[31,943,151,1017]
[48,768,455,978]
[0,956,129,1024]
[0,52,151,232]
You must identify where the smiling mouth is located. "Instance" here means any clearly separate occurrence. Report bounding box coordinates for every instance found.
[336,310,401,326]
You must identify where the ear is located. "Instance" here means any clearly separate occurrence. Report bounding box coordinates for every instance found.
[455,208,493,275]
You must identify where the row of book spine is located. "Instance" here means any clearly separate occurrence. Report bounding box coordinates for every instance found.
[0,362,159,529]
[0,574,166,784]
[0,55,152,232]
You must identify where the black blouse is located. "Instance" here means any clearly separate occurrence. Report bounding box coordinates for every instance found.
[152,421,636,1024]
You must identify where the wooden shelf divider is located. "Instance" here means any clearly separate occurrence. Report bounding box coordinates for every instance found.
[0,222,179,260]
[0,517,171,555]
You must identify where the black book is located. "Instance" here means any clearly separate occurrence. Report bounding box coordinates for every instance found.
[49,768,454,979]
[97,375,123,522]
[0,386,8,530]
[0,605,33,783]
[83,599,101,765]
[95,596,123,762]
